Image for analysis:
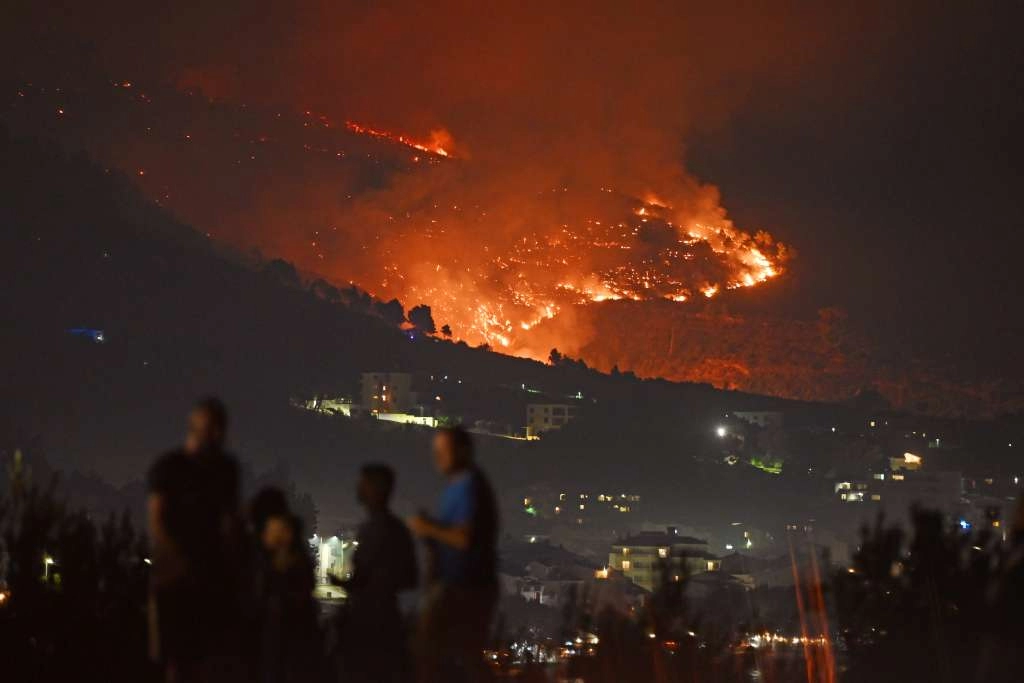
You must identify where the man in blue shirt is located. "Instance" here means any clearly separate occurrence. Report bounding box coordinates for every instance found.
[408,426,498,682]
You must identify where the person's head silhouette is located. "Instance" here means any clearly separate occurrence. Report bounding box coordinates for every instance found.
[358,464,395,512]
[184,396,228,455]
[431,425,474,477]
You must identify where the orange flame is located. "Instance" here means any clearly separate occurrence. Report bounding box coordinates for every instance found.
[345,120,453,158]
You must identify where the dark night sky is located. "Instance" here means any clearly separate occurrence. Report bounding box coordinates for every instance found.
[5,0,1023,378]
[686,5,1024,376]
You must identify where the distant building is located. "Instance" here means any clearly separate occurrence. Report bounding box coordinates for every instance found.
[300,396,365,417]
[609,527,720,591]
[889,451,923,471]
[361,372,416,413]
[310,533,355,597]
[732,411,783,428]
[375,412,437,427]
[527,403,578,436]
[834,468,962,509]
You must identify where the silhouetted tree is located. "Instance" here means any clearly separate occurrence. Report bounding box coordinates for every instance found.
[0,450,153,682]
[309,278,341,303]
[835,507,1024,683]
[342,285,373,312]
[548,348,562,365]
[441,324,452,338]
[374,298,405,327]
[408,304,437,334]
[263,258,300,288]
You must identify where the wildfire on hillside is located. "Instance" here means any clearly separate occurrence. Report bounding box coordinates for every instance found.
[340,120,786,354]
[4,80,787,363]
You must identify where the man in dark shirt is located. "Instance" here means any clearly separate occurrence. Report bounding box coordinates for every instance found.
[334,464,418,683]
[148,397,244,682]
[408,426,499,683]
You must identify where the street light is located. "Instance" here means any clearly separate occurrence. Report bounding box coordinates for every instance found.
[716,426,727,438]
[43,555,55,580]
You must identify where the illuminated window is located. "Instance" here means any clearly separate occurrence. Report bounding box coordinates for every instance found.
[871,494,882,501]
[902,452,922,467]
[658,548,668,559]
[621,560,631,571]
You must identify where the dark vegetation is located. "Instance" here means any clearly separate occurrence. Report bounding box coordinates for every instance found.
[0,452,153,681]
[835,508,1024,682]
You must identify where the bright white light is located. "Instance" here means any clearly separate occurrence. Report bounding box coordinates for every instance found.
[716,426,727,438]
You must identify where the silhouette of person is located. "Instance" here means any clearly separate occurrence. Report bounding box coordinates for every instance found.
[249,487,320,683]
[408,426,499,683]
[333,464,418,683]
[147,397,245,683]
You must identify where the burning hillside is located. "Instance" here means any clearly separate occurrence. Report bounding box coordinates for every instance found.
[338,163,787,354]
[6,80,787,358]
[0,83,795,376]
[307,113,786,354]
[2,81,1019,416]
